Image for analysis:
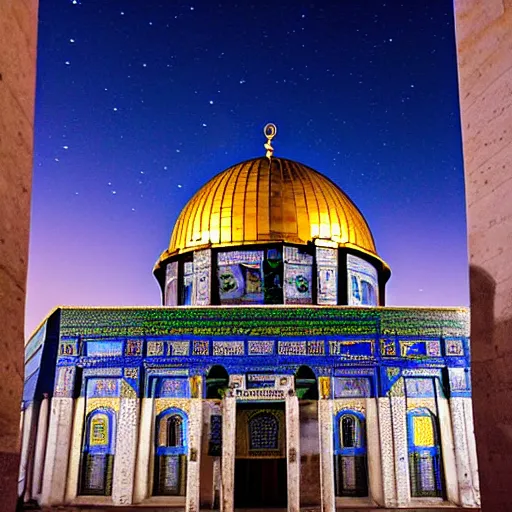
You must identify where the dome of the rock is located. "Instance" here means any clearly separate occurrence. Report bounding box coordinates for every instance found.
[154,125,390,307]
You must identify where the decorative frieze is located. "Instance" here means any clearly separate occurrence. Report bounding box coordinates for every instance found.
[234,388,286,401]
[193,340,209,356]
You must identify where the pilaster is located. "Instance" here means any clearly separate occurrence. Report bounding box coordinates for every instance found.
[318,399,335,512]
[64,396,85,503]
[286,395,300,512]
[366,398,384,506]
[186,399,203,512]
[18,402,34,500]
[463,399,480,505]
[31,395,49,499]
[377,397,397,507]
[221,395,236,512]
[450,397,480,507]
[112,397,140,505]
[437,395,459,504]
[133,397,154,503]
[40,397,75,506]
[390,394,410,506]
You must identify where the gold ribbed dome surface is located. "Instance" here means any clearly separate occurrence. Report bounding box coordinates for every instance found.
[158,157,383,265]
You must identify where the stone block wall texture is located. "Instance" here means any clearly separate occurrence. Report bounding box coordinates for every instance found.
[0,0,38,510]
[454,1,512,510]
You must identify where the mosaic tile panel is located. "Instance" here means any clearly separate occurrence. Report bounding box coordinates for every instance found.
[248,340,274,355]
[283,246,314,305]
[212,341,244,356]
[86,378,120,398]
[278,341,306,356]
[54,366,76,397]
[333,377,371,398]
[445,338,464,356]
[317,247,338,305]
[194,249,211,306]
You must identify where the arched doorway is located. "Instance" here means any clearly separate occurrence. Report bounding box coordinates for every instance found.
[205,365,229,399]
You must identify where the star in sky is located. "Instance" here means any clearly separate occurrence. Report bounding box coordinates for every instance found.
[26,0,469,336]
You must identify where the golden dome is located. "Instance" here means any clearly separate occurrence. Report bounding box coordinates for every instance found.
[156,156,388,271]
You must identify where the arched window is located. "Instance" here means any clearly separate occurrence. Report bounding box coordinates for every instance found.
[361,280,376,306]
[165,261,178,306]
[167,415,183,447]
[79,408,115,496]
[333,411,368,497]
[153,409,188,496]
[407,408,444,498]
[181,260,194,305]
[294,365,319,400]
[90,413,109,445]
[341,415,356,447]
[351,276,361,302]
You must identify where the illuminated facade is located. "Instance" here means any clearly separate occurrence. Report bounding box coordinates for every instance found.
[19,126,480,510]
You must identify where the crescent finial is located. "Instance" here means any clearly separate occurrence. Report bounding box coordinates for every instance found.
[263,123,277,159]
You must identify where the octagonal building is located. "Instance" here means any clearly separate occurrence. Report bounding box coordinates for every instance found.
[19,126,479,511]
[154,154,390,308]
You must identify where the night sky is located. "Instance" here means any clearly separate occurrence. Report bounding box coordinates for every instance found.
[26,0,468,337]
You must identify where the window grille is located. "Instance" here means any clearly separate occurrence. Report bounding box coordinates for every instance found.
[154,410,188,496]
[208,414,222,456]
[249,412,280,452]
[333,412,368,497]
[407,409,444,498]
[79,409,115,496]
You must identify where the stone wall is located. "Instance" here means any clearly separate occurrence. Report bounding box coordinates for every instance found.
[0,1,38,510]
[454,1,512,510]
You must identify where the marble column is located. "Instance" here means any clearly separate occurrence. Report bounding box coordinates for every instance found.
[377,397,397,507]
[450,397,480,507]
[133,397,154,503]
[64,396,85,503]
[186,399,203,512]
[286,395,300,512]
[40,397,75,506]
[31,395,50,499]
[366,398,384,506]
[221,395,236,512]
[112,397,140,505]
[318,399,335,512]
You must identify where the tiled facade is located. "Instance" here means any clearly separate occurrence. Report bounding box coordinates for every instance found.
[20,306,479,510]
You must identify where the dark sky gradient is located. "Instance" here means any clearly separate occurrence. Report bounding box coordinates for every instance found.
[26,0,468,337]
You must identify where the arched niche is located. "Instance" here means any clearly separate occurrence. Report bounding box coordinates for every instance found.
[206,365,229,399]
[294,365,318,400]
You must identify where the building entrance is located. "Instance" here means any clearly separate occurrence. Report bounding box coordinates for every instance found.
[234,402,287,508]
